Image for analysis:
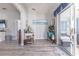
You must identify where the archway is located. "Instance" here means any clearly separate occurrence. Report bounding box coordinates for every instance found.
[13,3,27,46]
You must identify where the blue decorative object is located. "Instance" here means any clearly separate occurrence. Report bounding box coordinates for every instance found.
[47,32,55,38]
[47,25,55,40]
[0,20,6,30]
[32,19,48,25]
[0,20,5,23]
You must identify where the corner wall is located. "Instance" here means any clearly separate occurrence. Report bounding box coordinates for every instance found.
[0,4,20,40]
[27,6,55,39]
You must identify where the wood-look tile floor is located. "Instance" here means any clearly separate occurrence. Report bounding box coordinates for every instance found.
[0,39,68,56]
[76,45,79,56]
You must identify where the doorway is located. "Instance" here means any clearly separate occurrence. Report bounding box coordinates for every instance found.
[57,4,75,55]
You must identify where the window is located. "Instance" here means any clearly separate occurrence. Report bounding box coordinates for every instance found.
[60,20,69,34]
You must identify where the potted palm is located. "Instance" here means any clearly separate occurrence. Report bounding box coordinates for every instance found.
[24,24,32,33]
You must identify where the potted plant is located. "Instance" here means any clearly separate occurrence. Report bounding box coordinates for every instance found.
[24,24,33,33]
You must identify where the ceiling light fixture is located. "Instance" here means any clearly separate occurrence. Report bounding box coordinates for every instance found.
[32,8,36,11]
[2,8,7,10]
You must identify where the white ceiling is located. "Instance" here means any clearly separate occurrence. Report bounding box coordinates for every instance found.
[25,3,60,15]
[0,3,19,12]
[0,3,60,16]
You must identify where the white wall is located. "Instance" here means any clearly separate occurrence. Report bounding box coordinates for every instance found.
[26,3,59,39]
[27,7,48,39]
[25,4,57,39]
[13,3,59,40]
[0,3,60,41]
[0,4,20,40]
[46,8,55,26]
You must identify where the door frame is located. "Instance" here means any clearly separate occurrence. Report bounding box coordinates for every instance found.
[56,4,75,55]
[56,4,72,45]
[74,3,79,56]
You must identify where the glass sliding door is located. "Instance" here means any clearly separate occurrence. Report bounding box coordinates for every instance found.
[59,4,75,55]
